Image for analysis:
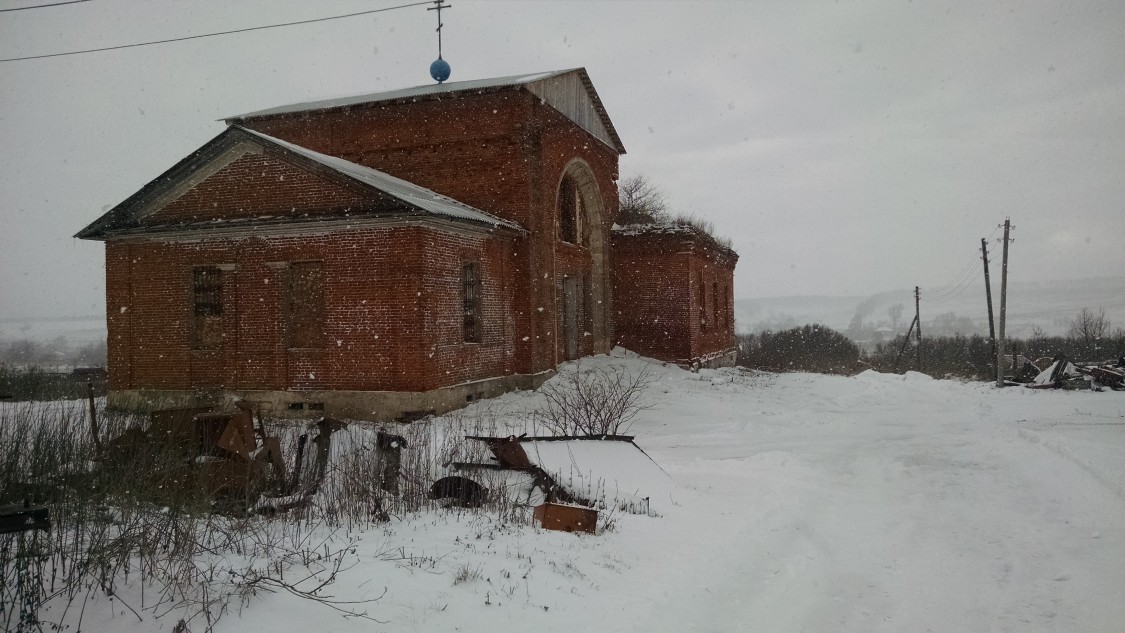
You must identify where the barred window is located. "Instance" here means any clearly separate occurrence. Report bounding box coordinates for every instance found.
[192,266,223,349]
[462,262,481,343]
[288,261,325,348]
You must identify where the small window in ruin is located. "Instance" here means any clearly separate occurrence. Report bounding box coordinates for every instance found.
[713,281,719,329]
[192,266,223,349]
[558,176,581,245]
[463,261,481,343]
[721,285,729,330]
[698,270,707,333]
[288,261,325,348]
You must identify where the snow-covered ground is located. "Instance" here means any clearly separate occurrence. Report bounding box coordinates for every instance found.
[56,355,1125,632]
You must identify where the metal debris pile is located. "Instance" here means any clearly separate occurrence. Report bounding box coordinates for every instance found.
[1026,356,1125,391]
[100,402,352,514]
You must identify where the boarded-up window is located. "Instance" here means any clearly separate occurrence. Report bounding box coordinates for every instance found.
[193,266,223,349]
[558,176,579,244]
[463,262,481,343]
[288,262,325,348]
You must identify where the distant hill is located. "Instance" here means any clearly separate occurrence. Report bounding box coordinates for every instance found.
[0,315,106,344]
[736,276,1125,340]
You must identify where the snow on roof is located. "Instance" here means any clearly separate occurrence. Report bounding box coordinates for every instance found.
[238,127,523,232]
[612,223,698,237]
[226,70,573,121]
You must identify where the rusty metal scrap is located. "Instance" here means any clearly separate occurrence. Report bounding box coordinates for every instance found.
[533,502,597,534]
[100,406,351,515]
[0,501,50,535]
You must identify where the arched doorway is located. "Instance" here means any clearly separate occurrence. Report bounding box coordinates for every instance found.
[555,159,611,358]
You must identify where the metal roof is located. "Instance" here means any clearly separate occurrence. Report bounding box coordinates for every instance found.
[225,68,626,154]
[226,70,569,120]
[239,128,523,231]
[76,126,524,240]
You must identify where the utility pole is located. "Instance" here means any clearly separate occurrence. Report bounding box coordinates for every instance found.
[914,286,922,370]
[893,314,918,372]
[996,219,1012,387]
[981,238,997,374]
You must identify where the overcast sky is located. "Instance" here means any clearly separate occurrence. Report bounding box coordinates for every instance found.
[1,0,1123,321]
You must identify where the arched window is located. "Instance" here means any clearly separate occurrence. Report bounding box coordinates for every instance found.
[558,176,580,244]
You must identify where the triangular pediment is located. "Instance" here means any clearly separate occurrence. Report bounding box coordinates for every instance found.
[523,71,622,154]
[142,146,382,225]
[76,127,522,240]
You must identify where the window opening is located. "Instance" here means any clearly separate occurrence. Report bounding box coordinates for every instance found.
[698,270,706,332]
[463,262,481,343]
[192,266,223,349]
[558,176,580,244]
[713,281,719,329]
[289,261,325,348]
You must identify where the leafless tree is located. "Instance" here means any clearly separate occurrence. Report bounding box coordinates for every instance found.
[536,361,656,436]
[617,174,669,225]
[887,303,904,331]
[1068,307,1110,345]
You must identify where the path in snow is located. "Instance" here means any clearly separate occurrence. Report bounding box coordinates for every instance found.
[624,369,1125,632]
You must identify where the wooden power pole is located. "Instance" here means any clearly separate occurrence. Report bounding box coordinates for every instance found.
[981,238,997,374]
[914,286,922,370]
[995,219,1012,387]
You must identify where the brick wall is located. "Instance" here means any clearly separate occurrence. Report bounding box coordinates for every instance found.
[105,226,519,394]
[611,230,738,363]
[151,153,376,224]
[105,84,626,398]
[239,88,621,375]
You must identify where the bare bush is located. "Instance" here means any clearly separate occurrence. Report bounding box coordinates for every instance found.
[534,361,655,436]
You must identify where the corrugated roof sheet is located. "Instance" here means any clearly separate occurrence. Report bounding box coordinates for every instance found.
[226,70,573,121]
[239,127,523,231]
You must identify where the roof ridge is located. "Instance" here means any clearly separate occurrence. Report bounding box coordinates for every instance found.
[224,68,582,122]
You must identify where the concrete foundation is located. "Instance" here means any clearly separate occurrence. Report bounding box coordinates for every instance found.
[107,370,555,421]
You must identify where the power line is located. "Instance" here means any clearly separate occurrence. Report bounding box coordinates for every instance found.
[0,1,432,63]
[926,251,981,300]
[0,0,90,12]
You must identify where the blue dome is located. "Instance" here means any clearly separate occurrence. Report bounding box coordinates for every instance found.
[430,58,451,83]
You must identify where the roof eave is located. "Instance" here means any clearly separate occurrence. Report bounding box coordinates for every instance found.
[84,212,526,242]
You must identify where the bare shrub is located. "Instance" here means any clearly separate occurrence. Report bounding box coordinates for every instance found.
[452,562,483,585]
[0,401,384,631]
[535,361,655,436]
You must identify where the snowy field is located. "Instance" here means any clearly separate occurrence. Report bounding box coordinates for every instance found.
[55,355,1125,632]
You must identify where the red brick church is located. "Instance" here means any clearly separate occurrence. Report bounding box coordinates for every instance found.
[77,69,738,419]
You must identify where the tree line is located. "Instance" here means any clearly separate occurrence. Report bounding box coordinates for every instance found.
[737,308,1124,380]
